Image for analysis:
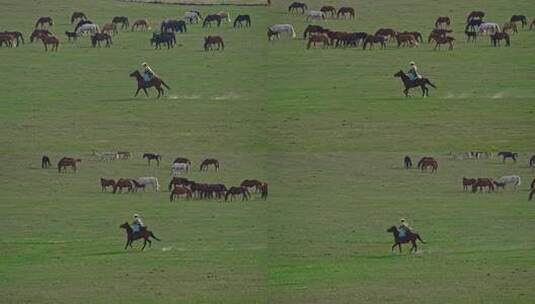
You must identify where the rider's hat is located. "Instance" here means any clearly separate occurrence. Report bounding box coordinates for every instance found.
[400,218,406,222]
[133,213,139,218]
[409,61,415,66]
[141,62,148,67]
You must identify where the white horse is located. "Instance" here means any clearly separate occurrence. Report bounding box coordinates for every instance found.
[479,22,501,35]
[184,11,202,24]
[134,177,160,192]
[76,23,100,36]
[217,11,231,23]
[171,163,190,176]
[92,151,117,162]
[268,24,296,40]
[494,175,521,190]
[306,10,326,22]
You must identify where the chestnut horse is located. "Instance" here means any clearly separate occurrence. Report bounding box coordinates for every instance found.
[35,17,53,29]
[168,177,193,191]
[58,157,81,173]
[38,35,60,51]
[100,178,116,192]
[307,34,330,49]
[113,178,133,193]
[374,28,397,41]
[170,186,192,201]
[337,7,355,19]
[472,178,494,192]
[303,25,328,39]
[204,36,224,51]
[129,70,170,98]
[30,29,51,43]
[200,158,219,171]
[431,35,455,50]
[396,33,417,48]
[387,226,425,253]
[394,70,436,97]
[420,158,438,173]
[119,222,160,250]
[435,16,450,28]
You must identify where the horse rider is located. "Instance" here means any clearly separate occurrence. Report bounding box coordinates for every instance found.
[398,218,413,238]
[407,61,422,81]
[131,213,145,233]
[141,62,158,84]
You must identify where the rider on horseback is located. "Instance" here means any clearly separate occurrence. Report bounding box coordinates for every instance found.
[398,218,413,238]
[407,61,422,81]
[131,213,145,233]
[141,62,158,84]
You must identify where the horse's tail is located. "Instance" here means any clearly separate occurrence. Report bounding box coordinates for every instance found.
[416,234,426,244]
[425,79,436,88]
[291,27,296,38]
[530,189,535,201]
[150,232,161,241]
[155,178,160,192]
[161,80,170,90]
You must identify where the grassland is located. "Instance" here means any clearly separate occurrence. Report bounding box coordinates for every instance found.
[1,0,535,303]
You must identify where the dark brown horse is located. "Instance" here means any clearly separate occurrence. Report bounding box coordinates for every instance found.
[30,29,52,43]
[203,14,222,27]
[71,12,87,24]
[462,177,477,191]
[113,178,133,193]
[170,186,192,201]
[0,35,14,48]
[435,16,451,28]
[399,31,423,43]
[374,28,397,41]
[58,157,81,173]
[39,35,59,51]
[0,31,24,47]
[143,152,161,166]
[303,25,328,39]
[91,33,112,47]
[472,178,494,192]
[396,33,418,48]
[490,32,510,47]
[394,70,436,97]
[420,158,438,173]
[35,17,53,29]
[510,15,528,28]
[288,2,307,14]
[200,158,219,171]
[428,28,452,42]
[204,36,224,51]
[100,178,116,192]
[233,15,251,28]
[387,226,425,253]
[320,6,336,17]
[307,34,330,49]
[112,16,130,30]
[41,155,52,168]
[130,179,146,192]
[431,35,455,50]
[240,179,262,192]
[467,11,485,23]
[337,7,355,19]
[225,186,250,201]
[363,34,386,50]
[119,222,160,250]
[129,70,170,98]
[168,177,192,191]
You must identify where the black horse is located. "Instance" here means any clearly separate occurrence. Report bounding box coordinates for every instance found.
[41,155,52,168]
[112,16,130,30]
[394,70,436,97]
[233,15,251,28]
[203,14,222,27]
[143,152,162,166]
[119,222,161,250]
[404,156,412,169]
[225,186,250,201]
[497,152,518,163]
[387,226,425,253]
[510,15,528,28]
[161,19,187,33]
[288,2,308,14]
[465,19,484,31]
[150,32,176,49]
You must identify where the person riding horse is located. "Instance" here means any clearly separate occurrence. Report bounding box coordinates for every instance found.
[398,218,413,239]
[407,61,422,81]
[131,213,145,233]
[141,62,158,84]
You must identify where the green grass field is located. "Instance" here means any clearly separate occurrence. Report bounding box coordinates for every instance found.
[1,0,535,302]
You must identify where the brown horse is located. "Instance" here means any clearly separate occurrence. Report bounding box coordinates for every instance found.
[387,226,425,253]
[100,178,116,192]
[288,2,307,14]
[303,25,328,39]
[396,33,417,48]
[112,16,130,30]
[465,30,477,42]
[30,29,52,42]
[119,222,160,250]
[502,22,518,34]
[168,177,192,191]
[204,36,224,51]
[101,23,118,35]
[337,7,355,19]
[374,28,397,41]
[58,157,81,173]
[363,35,386,50]
[490,32,510,47]
[170,186,192,201]
[462,177,477,191]
[131,19,150,31]
[129,70,170,98]
[393,70,436,97]
[113,178,133,193]
[0,35,14,48]
[130,179,146,192]
[399,31,423,43]
[200,158,219,171]
[435,16,451,28]
[428,28,452,43]
[431,35,455,50]
[91,33,112,47]
[307,34,330,49]
[472,178,494,192]
[71,12,87,24]
[39,35,59,51]
[225,186,250,201]
[320,6,336,17]
[35,17,53,29]
[420,159,438,173]
[0,31,24,47]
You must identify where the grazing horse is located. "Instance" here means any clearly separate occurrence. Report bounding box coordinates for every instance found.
[303,25,328,38]
[340,32,367,47]
[200,158,219,171]
[394,71,436,97]
[131,19,151,31]
[387,226,425,253]
[320,6,336,18]
[38,35,59,51]
[465,19,484,32]
[467,11,485,23]
[130,179,146,192]
[267,24,296,40]
[396,33,418,48]
[529,155,535,169]
[151,32,176,49]
[204,36,224,51]
[435,16,450,28]
[41,155,52,168]
[217,12,232,23]
[161,19,187,33]
[76,23,99,36]
[431,35,455,50]
[502,22,518,34]
[259,183,268,200]
[233,15,251,28]
[494,175,521,190]
[463,177,477,191]
[225,186,250,201]
[71,12,87,24]
[337,7,355,19]
[307,34,330,49]
[203,14,222,27]
[184,11,202,24]
[420,158,438,173]
[479,22,501,35]
[363,34,386,49]
[116,152,130,160]
[65,31,78,41]
[57,157,81,173]
[113,179,133,193]
[374,28,397,42]
[173,157,192,165]
[497,152,518,163]
[0,35,14,48]
[510,15,528,28]
[464,30,477,42]
[168,177,192,191]
[101,23,118,35]
[240,179,263,192]
[399,31,423,43]
[129,70,170,98]
[428,28,452,42]
[119,222,160,250]
[490,32,510,47]
[472,178,494,192]
[170,186,192,201]
[171,163,190,176]
[288,2,307,14]
[91,33,112,48]
[143,152,162,166]
[404,156,412,169]
[35,17,53,29]
[0,31,24,47]
[306,11,326,22]
[74,20,94,32]
[112,16,130,30]
[100,178,116,192]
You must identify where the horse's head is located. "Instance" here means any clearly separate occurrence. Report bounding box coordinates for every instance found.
[393,70,404,77]
[119,222,129,229]
[386,226,398,233]
[129,71,140,78]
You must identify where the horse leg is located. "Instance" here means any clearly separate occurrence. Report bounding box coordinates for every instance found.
[403,88,409,97]
[134,87,141,97]
[142,87,149,97]
[147,239,152,247]
[141,239,147,250]
[398,243,402,253]
[157,86,161,98]
[125,239,130,249]
[391,243,397,252]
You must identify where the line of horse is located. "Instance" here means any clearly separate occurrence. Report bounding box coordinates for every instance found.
[168,177,268,202]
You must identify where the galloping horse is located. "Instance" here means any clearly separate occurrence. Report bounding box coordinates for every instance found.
[394,70,436,97]
[288,2,307,14]
[112,16,130,30]
[204,36,224,51]
[337,7,355,19]
[35,17,53,28]
[233,15,251,28]
[129,70,170,98]
[387,226,425,253]
[120,222,160,250]
[71,12,87,24]
[58,157,81,173]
